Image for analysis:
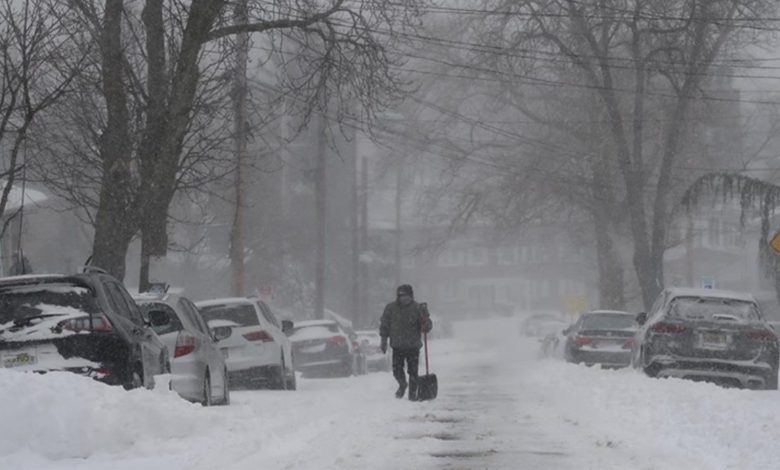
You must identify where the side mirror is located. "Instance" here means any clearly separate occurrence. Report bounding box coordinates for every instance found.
[281,319,294,334]
[212,326,232,342]
[148,310,170,328]
[636,312,648,326]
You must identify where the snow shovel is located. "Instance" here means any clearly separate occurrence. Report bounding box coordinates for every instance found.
[416,332,438,401]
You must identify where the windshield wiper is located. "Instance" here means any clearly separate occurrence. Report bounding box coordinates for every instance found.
[12,313,68,327]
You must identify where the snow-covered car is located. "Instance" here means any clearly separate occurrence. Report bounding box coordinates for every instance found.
[356,330,390,372]
[520,312,566,337]
[135,293,229,406]
[290,320,362,377]
[564,310,637,368]
[632,288,779,389]
[0,273,169,389]
[196,298,296,390]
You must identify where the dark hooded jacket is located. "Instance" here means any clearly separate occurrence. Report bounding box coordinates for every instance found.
[380,300,433,349]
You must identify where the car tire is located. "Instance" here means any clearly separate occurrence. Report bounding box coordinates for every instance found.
[217,370,230,406]
[765,370,778,390]
[202,372,212,406]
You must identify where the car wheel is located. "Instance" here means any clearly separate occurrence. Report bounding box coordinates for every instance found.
[123,367,144,390]
[766,370,778,390]
[218,370,231,405]
[285,372,297,391]
[202,372,213,406]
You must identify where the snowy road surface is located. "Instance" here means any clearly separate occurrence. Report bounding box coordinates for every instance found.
[3,317,780,469]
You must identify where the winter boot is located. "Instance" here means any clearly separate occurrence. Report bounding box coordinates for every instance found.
[395,382,407,399]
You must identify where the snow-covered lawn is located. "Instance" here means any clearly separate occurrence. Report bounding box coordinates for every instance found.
[3,317,780,469]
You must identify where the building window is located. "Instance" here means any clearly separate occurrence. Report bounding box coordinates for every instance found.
[497,247,517,265]
[438,248,463,267]
[467,247,488,266]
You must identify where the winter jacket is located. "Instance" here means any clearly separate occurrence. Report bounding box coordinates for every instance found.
[379,300,433,349]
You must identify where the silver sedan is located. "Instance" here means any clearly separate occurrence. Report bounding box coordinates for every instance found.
[135,293,230,406]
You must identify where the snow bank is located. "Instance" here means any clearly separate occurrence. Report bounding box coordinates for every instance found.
[517,349,780,469]
[0,369,222,461]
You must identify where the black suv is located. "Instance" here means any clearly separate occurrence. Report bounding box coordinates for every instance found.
[0,272,169,389]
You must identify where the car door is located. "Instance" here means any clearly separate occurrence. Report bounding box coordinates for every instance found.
[256,301,290,368]
[180,297,225,391]
[107,281,165,377]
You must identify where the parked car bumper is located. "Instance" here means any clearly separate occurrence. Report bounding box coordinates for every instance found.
[647,355,776,389]
[567,348,631,368]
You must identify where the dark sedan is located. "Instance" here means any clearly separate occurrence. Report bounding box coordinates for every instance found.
[564,310,637,368]
[632,288,779,390]
[0,272,169,389]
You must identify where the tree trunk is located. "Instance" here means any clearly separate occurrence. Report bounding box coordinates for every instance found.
[92,0,135,280]
[593,209,625,310]
[314,109,327,319]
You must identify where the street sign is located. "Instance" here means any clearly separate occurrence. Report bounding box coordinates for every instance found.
[771,229,780,255]
[701,276,715,290]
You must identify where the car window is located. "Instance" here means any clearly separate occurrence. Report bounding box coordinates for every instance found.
[257,301,280,329]
[290,324,340,340]
[109,282,145,325]
[104,283,135,323]
[581,314,637,330]
[0,283,99,325]
[180,298,209,335]
[668,297,761,321]
[200,303,260,327]
[139,302,183,335]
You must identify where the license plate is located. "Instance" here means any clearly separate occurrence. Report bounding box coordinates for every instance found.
[302,344,326,354]
[699,333,729,349]
[3,350,37,368]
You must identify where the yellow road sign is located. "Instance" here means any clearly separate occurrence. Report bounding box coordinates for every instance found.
[771,229,780,255]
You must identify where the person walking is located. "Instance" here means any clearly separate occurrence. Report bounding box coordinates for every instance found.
[380,284,433,401]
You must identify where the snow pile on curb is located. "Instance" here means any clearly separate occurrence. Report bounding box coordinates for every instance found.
[521,356,780,469]
[0,369,220,460]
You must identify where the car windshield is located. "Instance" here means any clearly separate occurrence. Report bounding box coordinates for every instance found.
[669,297,760,322]
[290,324,339,341]
[199,304,259,326]
[138,302,183,336]
[0,283,98,326]
[581,313,636,331]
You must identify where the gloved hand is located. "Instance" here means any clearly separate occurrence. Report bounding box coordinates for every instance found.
[380,337,388,354]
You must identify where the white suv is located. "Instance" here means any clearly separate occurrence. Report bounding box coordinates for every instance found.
[196,297,295,390]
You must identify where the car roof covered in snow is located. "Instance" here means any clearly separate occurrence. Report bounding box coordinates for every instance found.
[194,297,257,308]
[294,319,339,328]
[665,287,756,303]
[586,310,632,316]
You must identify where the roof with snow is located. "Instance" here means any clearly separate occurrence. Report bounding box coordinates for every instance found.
[665,287,756,303]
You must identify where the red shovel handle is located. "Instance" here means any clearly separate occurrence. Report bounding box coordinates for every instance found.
[424,332,430,375]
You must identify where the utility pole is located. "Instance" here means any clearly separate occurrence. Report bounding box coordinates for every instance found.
[314,102,327,319]
[230,0,249,297]
[394,155,402,288]
[351,146,360,327]
[359,156,369,324]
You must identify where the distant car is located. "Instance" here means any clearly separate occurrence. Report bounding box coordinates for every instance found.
[521,312,566,338]
[632,288,779,390]
[0,272,169,389]
[356,330,391,372]
[134,293,229,406]
[290,320,362,377]
[564,310,637,368]
[196,298,295,390]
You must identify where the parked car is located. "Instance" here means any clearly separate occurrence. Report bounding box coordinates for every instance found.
[290,320,363,377]
[323,310,367,375]
[632,288,779,390]
[356,330,391,372]
[0,272,169,389]
[134,292,229,406]
[520,312,566,338]
[564,310,637,368]
[196,297,295,390]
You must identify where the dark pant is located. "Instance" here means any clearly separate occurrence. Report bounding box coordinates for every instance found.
[393,347,420,397]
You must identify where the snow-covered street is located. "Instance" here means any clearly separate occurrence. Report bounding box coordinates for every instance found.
[4,317,780,470]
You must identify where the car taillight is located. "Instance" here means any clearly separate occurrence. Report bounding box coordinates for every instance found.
[327,335,347,346]
[243,330,274,342]
[61,315,113,333]
[746,329,777,341]
[572,336,592,346]
[650,322,687,334]
[174,333,196,358]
